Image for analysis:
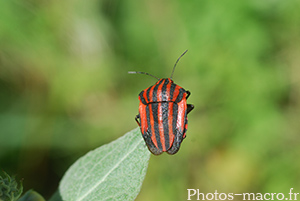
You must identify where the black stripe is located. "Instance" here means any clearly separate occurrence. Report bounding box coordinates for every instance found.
[170,83,176,101]
[161,102,169,149]
[139,91,147,105]
[174,88,185,103]
[152,103,163,150]
[161,79,169,102]
[144,104,162,155]
[146,86,152,103]
[172,103,178,138]
[152,79,164,102]
[166,103,181,155]
[146,104,151,137]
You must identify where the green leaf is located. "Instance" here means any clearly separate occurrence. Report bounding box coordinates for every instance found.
[59,128,151,201]
[18,190,45,201]
[48,191,62,201]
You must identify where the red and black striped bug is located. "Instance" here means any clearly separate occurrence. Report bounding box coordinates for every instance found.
[129,50,194,155]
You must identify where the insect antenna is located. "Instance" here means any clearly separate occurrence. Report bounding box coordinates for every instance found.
[170,49,188,79]
[128,71,160,80]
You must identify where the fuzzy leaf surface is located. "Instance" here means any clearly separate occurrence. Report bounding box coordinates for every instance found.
[59,128,150,201]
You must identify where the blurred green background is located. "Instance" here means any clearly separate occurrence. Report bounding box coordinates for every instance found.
[1,0,300,200]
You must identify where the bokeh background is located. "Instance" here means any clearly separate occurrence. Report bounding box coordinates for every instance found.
[1,0,300,200]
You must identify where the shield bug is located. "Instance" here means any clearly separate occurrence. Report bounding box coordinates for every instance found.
[129,50,194,155]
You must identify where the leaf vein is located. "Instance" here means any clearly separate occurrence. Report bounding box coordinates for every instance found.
[76,136,143,201]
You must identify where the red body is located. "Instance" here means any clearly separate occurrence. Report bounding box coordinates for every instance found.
[136,78,193,155]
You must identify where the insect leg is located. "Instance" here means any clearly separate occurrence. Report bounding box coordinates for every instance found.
[186,90,191,99]
[183,118,188,139]
[187,104,194,114]
[135,114,141,127]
